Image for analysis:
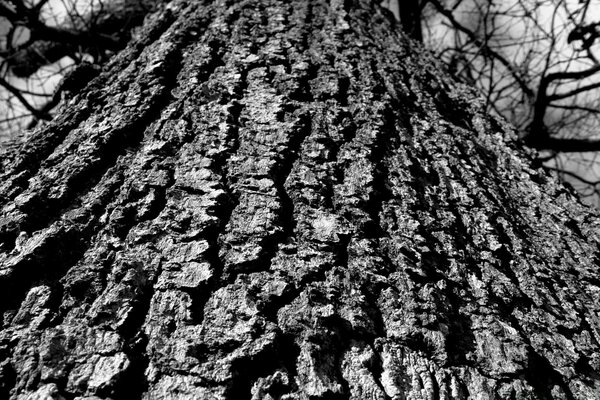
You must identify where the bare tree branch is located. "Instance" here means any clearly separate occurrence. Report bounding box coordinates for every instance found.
[428,0,535,100]
[0,75,50,120]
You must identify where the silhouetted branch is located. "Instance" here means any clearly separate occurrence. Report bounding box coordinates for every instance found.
[527,136,600,153]
[546,165,600,186]
[0,76,50,121]
[428,0,535,99]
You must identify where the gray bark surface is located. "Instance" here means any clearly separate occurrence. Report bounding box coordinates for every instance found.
[1,0,600,398]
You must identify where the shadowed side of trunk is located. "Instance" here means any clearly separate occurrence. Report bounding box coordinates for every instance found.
[1,0,600,399]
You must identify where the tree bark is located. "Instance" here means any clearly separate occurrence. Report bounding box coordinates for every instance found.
[398,0,422,42]
[1,0,600,399]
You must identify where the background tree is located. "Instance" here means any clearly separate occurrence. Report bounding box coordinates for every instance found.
[0,0,159,142]
[1,0,600,398]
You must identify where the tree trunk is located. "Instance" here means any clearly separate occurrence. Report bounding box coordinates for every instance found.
[1,0,599,399]
[398,0,423,42]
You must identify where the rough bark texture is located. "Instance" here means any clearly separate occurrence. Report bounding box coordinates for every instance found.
[1,0,600,399]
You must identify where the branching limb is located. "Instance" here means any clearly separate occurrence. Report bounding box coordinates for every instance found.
[0,75,50,121]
